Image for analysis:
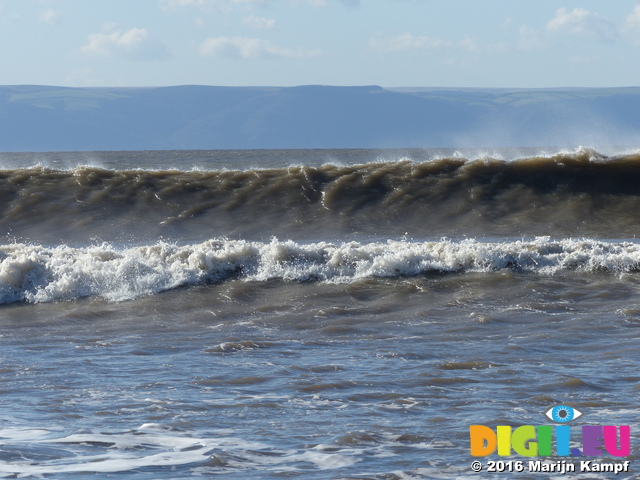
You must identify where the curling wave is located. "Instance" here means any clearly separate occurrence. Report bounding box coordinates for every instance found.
[3,148,640,241]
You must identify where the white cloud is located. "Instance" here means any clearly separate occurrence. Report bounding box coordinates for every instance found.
[39,9,62,25]
[547,7,617,43]
[624,5,640,44]
[81,27,170,61]
[242,15,276,29]
[199,36,320,59]
[627,5,640,27]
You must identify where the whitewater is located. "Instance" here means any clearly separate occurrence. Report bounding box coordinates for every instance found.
[1,148,638,479]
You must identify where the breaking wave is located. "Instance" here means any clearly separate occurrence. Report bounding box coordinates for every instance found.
[3,148,640,241]
[2,237,640,304]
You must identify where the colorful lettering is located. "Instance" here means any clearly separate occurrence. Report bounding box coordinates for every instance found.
[469,424,631,458]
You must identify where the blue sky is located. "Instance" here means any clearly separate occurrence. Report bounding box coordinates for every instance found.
[1,0,639,88]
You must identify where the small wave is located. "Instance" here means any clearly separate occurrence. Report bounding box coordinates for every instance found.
[2,237,640,304]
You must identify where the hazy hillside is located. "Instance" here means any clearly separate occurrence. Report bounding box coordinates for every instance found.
[0,84,638,151]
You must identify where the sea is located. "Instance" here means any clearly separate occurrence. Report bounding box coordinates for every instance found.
[1,147,639,479]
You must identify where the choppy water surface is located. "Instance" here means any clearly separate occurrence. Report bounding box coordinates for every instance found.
[1,148,639,479]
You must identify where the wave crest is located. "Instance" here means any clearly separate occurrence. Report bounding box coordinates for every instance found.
[3,150,640,242]
[2,237,640,304]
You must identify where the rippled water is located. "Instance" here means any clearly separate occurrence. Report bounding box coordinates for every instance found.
[1,148,639,479]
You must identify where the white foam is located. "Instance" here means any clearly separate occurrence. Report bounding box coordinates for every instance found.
[0,424,364,477]
[2,237,640,304]
[0,426,212,477]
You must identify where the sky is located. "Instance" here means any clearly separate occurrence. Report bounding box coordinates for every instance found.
[0,0,639,88]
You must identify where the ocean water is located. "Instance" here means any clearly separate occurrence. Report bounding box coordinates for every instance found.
[1,147,640,479]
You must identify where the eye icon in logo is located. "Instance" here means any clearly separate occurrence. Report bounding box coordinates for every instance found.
[545,405,582,423]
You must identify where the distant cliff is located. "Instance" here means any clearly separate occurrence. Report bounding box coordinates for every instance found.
[0,84,638,151]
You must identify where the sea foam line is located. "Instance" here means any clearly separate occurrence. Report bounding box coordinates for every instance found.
[1,237,640,304]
